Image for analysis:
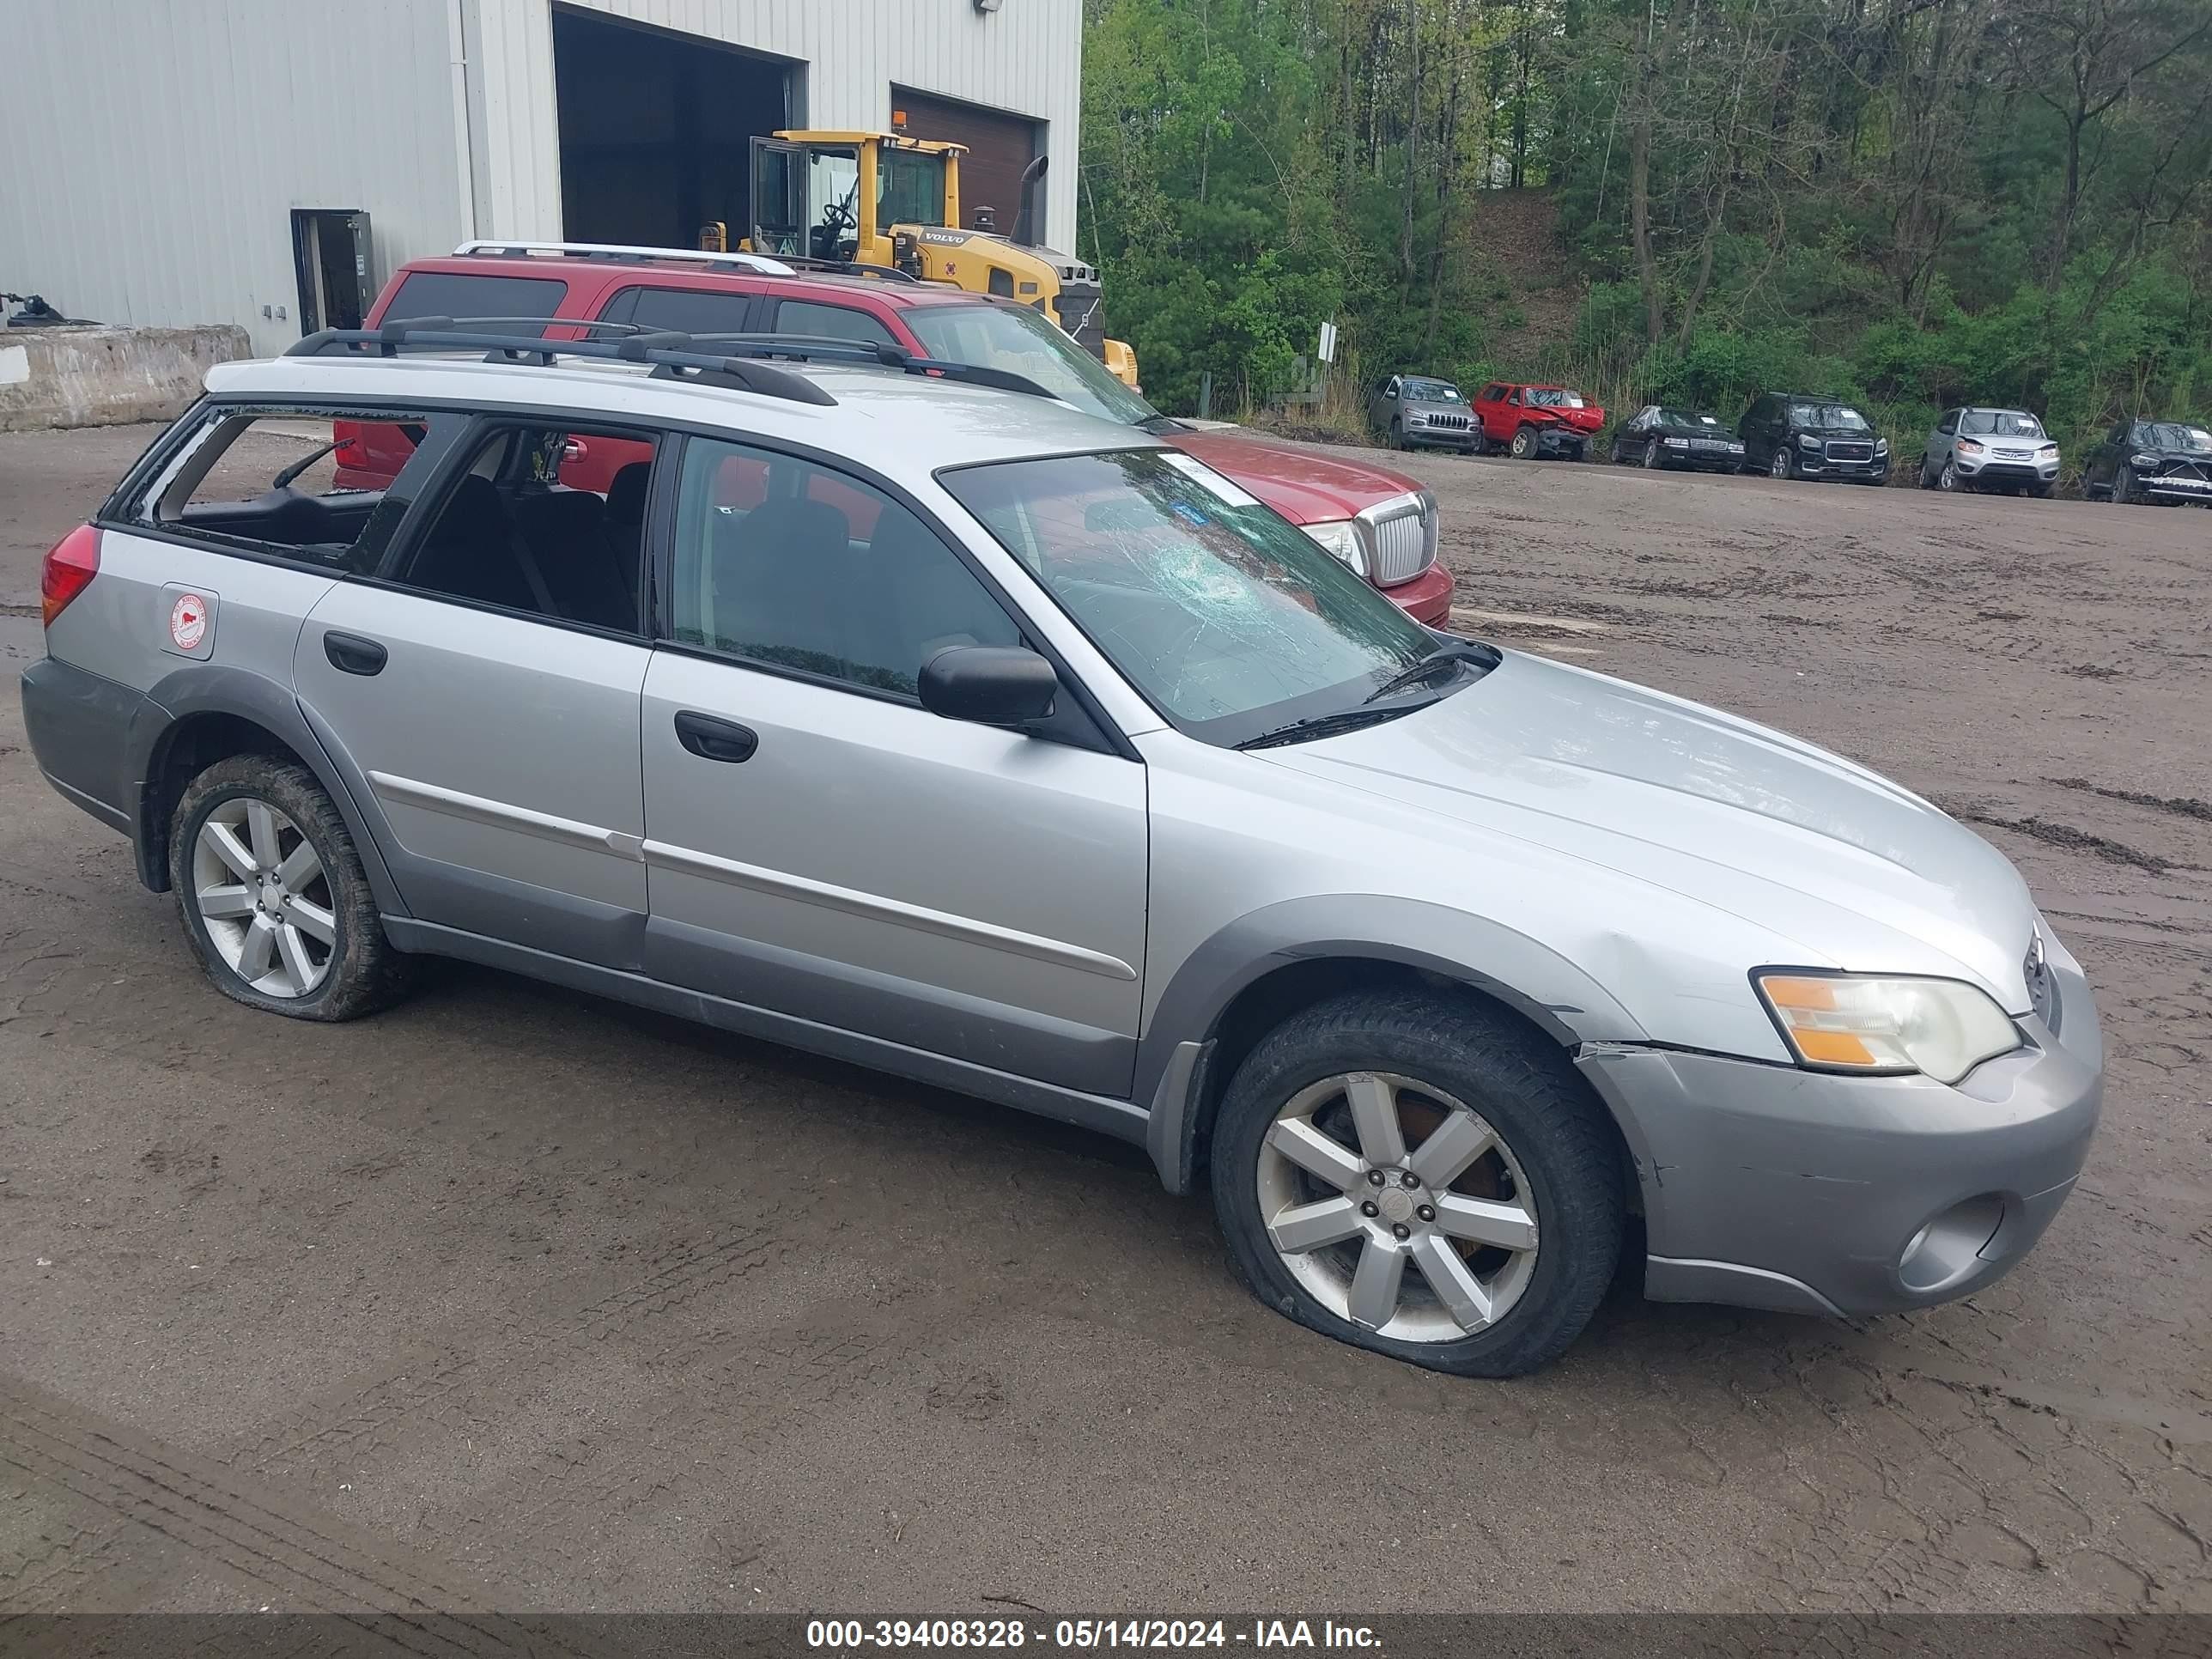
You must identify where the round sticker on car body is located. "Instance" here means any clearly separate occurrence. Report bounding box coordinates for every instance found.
[170,592,208,651]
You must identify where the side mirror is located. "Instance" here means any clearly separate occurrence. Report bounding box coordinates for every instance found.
[918,647,1059,727]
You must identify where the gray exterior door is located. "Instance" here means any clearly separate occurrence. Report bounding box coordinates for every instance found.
[293,586,653,968]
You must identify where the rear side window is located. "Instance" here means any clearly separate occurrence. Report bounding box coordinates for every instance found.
[608,286,757,336]
[131,405,459,571]
[380,271,568,337]
[386,422,657,635]
[770,300,899,348]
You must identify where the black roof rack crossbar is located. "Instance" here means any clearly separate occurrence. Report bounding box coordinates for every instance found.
[684,333,1058,400]
[283,324,836,407]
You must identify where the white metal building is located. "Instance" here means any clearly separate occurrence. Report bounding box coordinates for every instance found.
[0,0,1085,358]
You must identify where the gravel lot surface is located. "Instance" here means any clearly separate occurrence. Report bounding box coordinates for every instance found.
[1,425,2207,1618]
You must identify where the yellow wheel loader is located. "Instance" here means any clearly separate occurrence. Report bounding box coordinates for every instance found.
[748,130,1138,392]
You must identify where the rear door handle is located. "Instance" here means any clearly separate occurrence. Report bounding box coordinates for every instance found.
[324,630,387,676]
[673,709,758,763]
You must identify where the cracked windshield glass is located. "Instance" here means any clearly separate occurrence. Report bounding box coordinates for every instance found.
[941,450,1440,744]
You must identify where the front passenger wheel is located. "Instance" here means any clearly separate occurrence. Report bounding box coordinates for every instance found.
[170,754,413,1021]
[1210,991,1624,1377]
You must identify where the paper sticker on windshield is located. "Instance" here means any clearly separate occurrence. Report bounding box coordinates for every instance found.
[161,583,216,659]
[1159,451,1261,509]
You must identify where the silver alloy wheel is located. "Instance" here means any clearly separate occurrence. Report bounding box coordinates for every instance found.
[1255,1071,1540,1342]
[1769,447,1792,478]
[191,796,336,999]
[1510,428,1534,458]
[1643,439,1662,469]
[1939,461,1958,491]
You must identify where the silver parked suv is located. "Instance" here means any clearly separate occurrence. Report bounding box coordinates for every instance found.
[22,324,2102,1376]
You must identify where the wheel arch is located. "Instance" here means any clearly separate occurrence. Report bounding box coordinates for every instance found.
[1136,896,1648,1196]
[131,664,407,918]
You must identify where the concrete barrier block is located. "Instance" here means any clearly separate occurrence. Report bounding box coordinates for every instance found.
[0,324,252,433]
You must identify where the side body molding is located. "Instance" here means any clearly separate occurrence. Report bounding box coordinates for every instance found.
[1135,894,1653,1194]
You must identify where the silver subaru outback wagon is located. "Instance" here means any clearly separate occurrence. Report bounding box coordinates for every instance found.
[21,325,2102,1376]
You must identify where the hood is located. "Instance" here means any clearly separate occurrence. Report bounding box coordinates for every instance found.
[1166,430,1419,525]
[1259,650,2038,1007]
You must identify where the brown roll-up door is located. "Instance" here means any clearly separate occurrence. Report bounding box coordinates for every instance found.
[891,88,1043,240]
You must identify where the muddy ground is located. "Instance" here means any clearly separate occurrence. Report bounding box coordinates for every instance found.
[0,425,2207,1618]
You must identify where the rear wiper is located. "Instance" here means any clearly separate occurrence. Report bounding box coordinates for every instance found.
[1234,704,1425,752]
[1362,640,1498,705]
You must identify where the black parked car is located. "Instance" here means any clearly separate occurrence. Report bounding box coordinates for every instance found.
[1738,392,1890,483]
[1608,405,1747,472]
[2081,417,2212,507]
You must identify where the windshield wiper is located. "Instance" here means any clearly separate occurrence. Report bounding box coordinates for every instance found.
[1234,705,1427,751]
[1361,640,1497,705]
[1135,413,1188,434]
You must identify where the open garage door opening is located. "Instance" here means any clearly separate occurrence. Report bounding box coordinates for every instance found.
[553,6,797,250]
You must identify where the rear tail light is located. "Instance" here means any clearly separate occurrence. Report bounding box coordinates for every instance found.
[40,524,100,627]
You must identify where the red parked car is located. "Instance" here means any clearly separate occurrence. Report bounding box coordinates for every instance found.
[335,242,1452,626]
[1472,381,1607,461]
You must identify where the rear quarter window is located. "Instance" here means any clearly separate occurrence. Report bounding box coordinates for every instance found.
[380,271,568,337]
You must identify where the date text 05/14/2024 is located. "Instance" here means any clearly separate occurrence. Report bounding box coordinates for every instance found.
[806,1619,1383,1650]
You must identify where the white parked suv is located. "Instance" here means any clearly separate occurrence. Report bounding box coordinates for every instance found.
[21,323,2102,1376]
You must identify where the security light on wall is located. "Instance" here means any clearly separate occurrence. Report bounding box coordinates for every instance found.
[975,0,1003,11]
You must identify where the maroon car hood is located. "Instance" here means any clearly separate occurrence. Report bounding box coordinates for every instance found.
[1167,430,1419,526]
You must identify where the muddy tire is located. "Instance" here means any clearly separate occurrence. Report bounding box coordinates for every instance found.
[1210,990,1625,1378]
[169,754,414,1022]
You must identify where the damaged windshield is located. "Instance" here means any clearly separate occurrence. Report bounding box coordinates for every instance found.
[939,449,1456,746]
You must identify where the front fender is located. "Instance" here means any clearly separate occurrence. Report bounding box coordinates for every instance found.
[1135,894,1650,1193]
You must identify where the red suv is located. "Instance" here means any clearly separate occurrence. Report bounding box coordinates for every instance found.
[1472,382,1607,461]
[338,243,1452,625]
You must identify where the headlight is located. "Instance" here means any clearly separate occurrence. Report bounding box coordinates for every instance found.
[1755,971,2021,1085]
[1663,436,1687,447]
[2130,452,2157,468]
[2037,443,2059,458]
[1726,441,1744,453]
[1798,434,1820,450]
[1304,519,1368,576]
[1875,437,1889,455]
[1956,439,1984,455]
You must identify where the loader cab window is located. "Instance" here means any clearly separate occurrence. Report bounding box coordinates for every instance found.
[880,149,948,228]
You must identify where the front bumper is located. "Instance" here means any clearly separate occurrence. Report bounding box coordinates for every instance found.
[1533,428,1591,459]
[1798,449,1891,482]
[1402,423,1477,450]
[1577,956,2102,1319]
[2136,471,2212,503]
[1376,559,1454,627]
[1959,456,2059,488]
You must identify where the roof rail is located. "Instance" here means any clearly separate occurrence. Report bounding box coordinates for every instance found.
[284,322,836,407]
[453,240,796,276]
[689,332,1058,400]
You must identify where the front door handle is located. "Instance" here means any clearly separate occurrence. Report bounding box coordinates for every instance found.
[324,630,387,676]
[673,709,758,763]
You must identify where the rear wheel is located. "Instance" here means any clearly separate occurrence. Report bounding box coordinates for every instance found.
[169,755,412,1021]
[1210,991,1624,1378]
[1510,426,1537,459]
